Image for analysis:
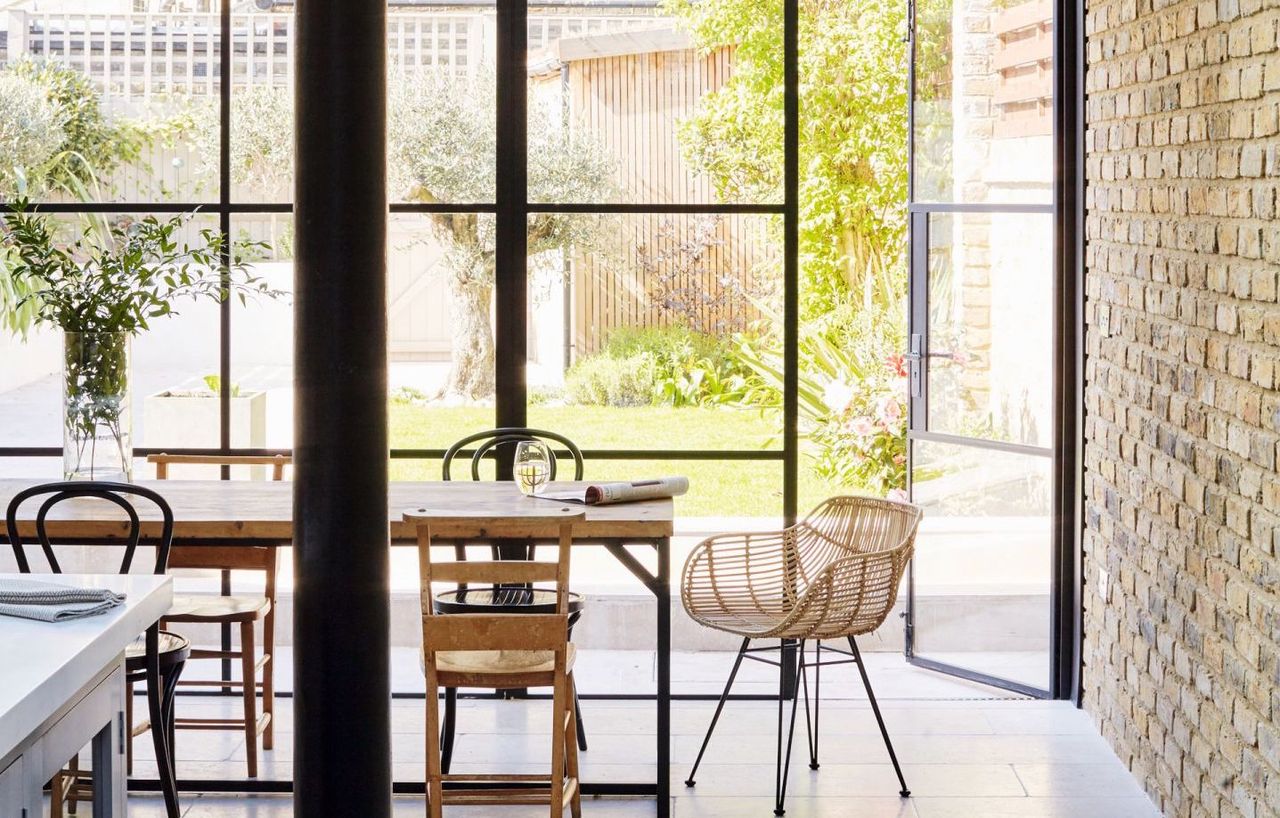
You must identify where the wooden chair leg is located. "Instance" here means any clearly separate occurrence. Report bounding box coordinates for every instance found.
[549,670,567,818]
[424,667,444,818]
[240,621,259,778]
[262,607,276,751]
[51,764,67,818]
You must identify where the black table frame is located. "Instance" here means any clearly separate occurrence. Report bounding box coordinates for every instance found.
[128,535,673,818]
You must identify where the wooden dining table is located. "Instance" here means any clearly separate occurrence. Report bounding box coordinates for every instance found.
[0,478,675,817]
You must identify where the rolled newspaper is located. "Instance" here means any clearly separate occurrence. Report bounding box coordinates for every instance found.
[537,477,689,505]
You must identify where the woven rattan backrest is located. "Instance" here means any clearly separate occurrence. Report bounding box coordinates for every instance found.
[681,495,922,641]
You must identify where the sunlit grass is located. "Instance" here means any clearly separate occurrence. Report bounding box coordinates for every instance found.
[388,403,845,517]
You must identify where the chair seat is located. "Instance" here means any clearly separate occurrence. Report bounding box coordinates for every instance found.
[423,644,577,688]
[686,608,801,639]
[124,630,192,674]
[433,587,585,615]
[164,593,271,622]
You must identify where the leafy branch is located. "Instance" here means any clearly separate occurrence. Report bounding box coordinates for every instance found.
[2,200,284,334]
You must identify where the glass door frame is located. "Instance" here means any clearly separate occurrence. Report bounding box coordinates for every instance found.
[901,0,1084,702]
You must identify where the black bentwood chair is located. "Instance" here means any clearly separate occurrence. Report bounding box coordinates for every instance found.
[6,481,190,818]
[435,428,589,772]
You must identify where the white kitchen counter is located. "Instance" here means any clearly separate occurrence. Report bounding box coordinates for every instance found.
[0,573,172,816]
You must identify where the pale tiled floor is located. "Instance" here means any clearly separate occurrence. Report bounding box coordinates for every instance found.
[94,651,1158,817]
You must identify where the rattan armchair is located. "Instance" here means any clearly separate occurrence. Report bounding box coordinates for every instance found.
[682,495,923,816]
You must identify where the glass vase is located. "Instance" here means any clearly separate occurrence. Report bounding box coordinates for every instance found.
[63,331,133,482]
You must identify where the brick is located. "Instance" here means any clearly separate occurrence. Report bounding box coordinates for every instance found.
[1084,0,1280,813]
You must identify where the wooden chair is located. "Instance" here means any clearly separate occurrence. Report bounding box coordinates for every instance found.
[408,504,584,818]
[436,428,590,770]
[6,481,189,818]
[148,453,288,779]
[680,495,924,816]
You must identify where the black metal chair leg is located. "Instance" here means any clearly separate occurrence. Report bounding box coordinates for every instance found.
[440,691,460,773]
[685,637,749,787]
[774,639,803,816]
[800,641,820,770]
[573,687,588,751]
[811,641,821,769]
[145,627,181,818]
[440,687,459,774]
[162,662,184,772]
[848,636,909,797]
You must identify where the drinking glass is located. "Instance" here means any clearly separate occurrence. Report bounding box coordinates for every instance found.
[514,440,551,496]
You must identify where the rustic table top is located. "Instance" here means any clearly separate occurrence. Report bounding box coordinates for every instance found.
[0,479,674,542]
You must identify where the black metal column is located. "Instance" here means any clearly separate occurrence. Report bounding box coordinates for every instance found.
[293,2,390,816]
[494,0,529,443]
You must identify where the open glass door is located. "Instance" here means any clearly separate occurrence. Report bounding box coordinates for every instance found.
[904,0,1058,696]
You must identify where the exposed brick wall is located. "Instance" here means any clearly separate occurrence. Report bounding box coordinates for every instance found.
[1083,0,1280,814]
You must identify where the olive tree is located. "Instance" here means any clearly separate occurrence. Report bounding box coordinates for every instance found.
[0,74,64,197]
[185,71,612,401]
[389,70,614,400]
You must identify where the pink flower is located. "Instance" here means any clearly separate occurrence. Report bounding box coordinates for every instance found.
[893,453,906,466]
[876,395,902,425]
[886,354,909,378]
[849,416,876,437]
[887,488,908,503]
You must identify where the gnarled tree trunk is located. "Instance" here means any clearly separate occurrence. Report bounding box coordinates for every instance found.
[441,273,494,401]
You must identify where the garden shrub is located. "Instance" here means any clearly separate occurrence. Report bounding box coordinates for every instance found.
[593,325,753,407]
[728,298,908,498]
[7,58,147,193]
[564,353,657,407]
[0,74,63,194]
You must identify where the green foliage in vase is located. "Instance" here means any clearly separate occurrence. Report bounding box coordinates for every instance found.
[62,330,131,477]
[2,202,281,475]
[2,202,279,334]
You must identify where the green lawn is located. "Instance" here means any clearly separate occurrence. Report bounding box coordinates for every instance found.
[389,403,845,518]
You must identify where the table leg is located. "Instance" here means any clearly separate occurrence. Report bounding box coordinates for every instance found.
[656,536,671,818]
[91,680,126,817]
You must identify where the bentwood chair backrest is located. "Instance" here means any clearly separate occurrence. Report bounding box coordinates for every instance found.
[442,427,584,482]
[5,481,176,576]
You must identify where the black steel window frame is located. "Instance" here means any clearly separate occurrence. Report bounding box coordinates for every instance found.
[0,0,800,523]
[901,0,1083,702]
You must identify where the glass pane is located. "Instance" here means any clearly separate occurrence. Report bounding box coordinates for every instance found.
[912,0,1053,203]
[388,213,496,454]
[527,1,782,205]
[230,7,294,203]
[229,214,295,452]
[909,438,1052,690]
[526,212,781,461]
[387,4,496,204]
[0,212,220,451]
[925,211,1052,448]
[2,3,218,202]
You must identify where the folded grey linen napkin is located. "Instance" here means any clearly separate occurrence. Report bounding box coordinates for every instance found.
[0,578,126,622]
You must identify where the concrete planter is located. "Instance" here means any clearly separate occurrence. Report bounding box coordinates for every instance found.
[143,389,267,477]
